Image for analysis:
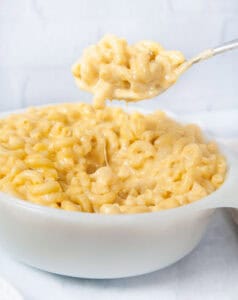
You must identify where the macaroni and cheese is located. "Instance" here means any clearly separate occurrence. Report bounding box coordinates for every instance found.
[72,35,186,108]
[0,35,227,214]
[0,103,226,214]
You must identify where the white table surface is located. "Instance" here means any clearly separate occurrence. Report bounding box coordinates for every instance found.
[0,110,237,300]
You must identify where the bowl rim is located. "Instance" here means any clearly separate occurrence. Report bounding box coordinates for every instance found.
[0,103,237,222]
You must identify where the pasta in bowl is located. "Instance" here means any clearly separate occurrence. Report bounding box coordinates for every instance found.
[0,103,226,214]
[0,104,237,279]
[0,34,236,278]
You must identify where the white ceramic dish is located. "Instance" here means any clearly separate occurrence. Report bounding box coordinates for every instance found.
[0,106,237,279]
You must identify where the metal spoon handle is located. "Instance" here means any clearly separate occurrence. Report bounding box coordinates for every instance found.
[180,38,238,71]
[213,38,238,56]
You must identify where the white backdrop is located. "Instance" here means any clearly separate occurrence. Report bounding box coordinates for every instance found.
[0,0,238,113]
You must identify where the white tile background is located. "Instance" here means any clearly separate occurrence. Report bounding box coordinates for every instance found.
[0,0,238,113]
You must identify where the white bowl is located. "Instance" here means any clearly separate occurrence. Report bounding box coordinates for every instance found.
[0,106,237,279]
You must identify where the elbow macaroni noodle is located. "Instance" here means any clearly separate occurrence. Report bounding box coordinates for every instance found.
[72,35,186,108]
[0,103,226,214]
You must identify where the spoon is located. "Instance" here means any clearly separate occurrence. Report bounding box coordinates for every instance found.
[178,38,238,74]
